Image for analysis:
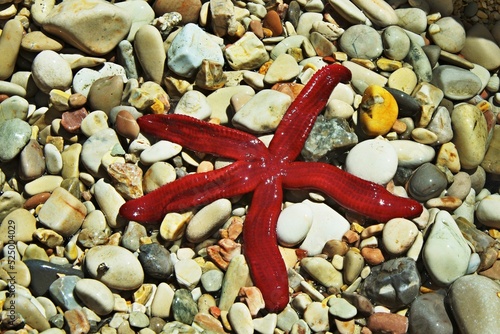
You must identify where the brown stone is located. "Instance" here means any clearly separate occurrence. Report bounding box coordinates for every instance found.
[64,309,90,334]
[68,93,87,109]
[361,247,385,266]
[479,260,500,280]
[249,20,264,39]
[262,10,283,36]
[61,107,88,133]
[115,110,140,140]
[24,192,51,210]
[87,75,124,115]
[366,313,408,334]
[153,0,202,24]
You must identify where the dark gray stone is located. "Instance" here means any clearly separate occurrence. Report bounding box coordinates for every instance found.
[24,259,84,296]
[408,290,453,334]
[385,87,421,118]
[138,243,173,280]
[361,257,421,309]
[408,162,448,202]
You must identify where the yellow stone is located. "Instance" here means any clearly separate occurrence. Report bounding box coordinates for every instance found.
[160,211,193,241]
[376,58,403,72]
[358,85,398,136]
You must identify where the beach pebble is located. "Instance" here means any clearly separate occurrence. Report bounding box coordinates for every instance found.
[343,61,388,87]
[153,0,201,24]
[42,0,132,56]
[367,313,408,334]
[382,218,419,255]
[389,140,435,168]
[225,32,269,70]
[446,172,471,201]
[134,24,166,84]
[85,245,144,290]
[175,259,202,290]
[140,140,182,165]
[172,288,198,324]
[423,211,471,285]
[343,249,365,284]
[361,257,420,309]
[405,41,432,83]
[426,106,453,145]
[431,65,482,100]
[232,89,291,134]
[407,162,448,202]
[382,26,411,61]
[429,17,466,53]
[395,8,427,34]
[5,294,50,331]
[87,76,124,115]
[19,139,45,181]
[0,95,29,122]
[174,90,212,120]
[0,118,31,162]
[138,243,173,280]
[200,269,224,292]
[358,85,398,136]
[476,194,500,229]
[328,297,357,319]
[37,187,87,237]
[301,256,343,290]
[81,128,121,177]
[24,259,84,296]
[264,54,300,85]
[480,125,500,175]
[121,221,147,251]
[451,103,488,169]
[460,23,500,70]
[345,138,398,185]
[115,110,140,140]
[299,199,350,256]
[0,208,36,243]
[277,202,313,247]
[408,291,453,334]
[448,275,500,333]
[168,23,224,77]
[92,178,126,228]
[303,302,329,332]
[49,275,83,310]
[151,282,175,318]
[228,302,253,334]
[31,50,73,94]
[142,162,177,194]
[0,19,23,80]
[351,0,398,27]
[339,25,383,59]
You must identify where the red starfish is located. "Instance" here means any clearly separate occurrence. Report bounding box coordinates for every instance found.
[119,64,422,312]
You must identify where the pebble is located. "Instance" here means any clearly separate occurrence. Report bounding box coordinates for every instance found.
[423,210,471,285]
[31,50,73,94]
[0,118,31,162]
[339,25,383,59]
[88,76,124,115]
[138,243,173,280]
[81,128,121,177]
[395,8,427,34]
[174,259,202,290]
[405,41,433,83]
[225,32,269,70]
[0,208,36,243]
[382,218,419,255]
[431,65,482,100]
[451,103,488,169]
[301,256,343,291]
[49,275,83,310]
[407,162,448,202]
[345,138,398,184]
[5,294,50,331]
[389,140,435,168]
[37,187,87,237]
[200,269,224,292]
[460,23,500,70]
[264,54,301,85]
[232,89,291,134]
[481,124,500,174]
[85,245,144,290]
[343,249,365,284]
[448,275,500,333]
[429,17,466,53]
[0,95,29,122]
[42,0,132,56]
[367,313,408,334]
[172,289,198,325]
[382,26,411,61]
[228,303,254,334]
[358,85,398,136]
[276,202,313,247]
[351,0,399,27]
[408,291,453,334]
[134,25,165,84]
[299,200,350,256]
[361,257,420,309]
[476,194,500,228]
[24,259,84,296]
[168,23,224,77]
[174,90,212,120]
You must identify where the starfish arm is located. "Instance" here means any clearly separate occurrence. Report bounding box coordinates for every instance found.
[243,176,289,312]
[137,114,269,161]
[269,64,352,162]
[119,161,262,223]
[283,162,423,222]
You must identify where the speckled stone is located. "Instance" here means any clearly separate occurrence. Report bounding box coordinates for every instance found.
[138,243,174,280]
[0,118,31,162]
[172,289,198,325]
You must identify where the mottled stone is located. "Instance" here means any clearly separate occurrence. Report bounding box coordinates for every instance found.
[361,257,420,309]
[0,118,31,162]
[172,289,198,325]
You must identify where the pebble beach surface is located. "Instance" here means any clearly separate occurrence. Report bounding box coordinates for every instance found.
[1,0,500,333]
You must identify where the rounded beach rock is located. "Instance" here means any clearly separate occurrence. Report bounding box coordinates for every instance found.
[85,245,144,290]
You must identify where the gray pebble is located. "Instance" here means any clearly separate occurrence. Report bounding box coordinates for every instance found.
[431,65,482,100]
[49,275,83,310]
[408,290,453,334]
[408,162,448,202]
[0,118,31,162]
[361,257,420,309]
[340,24,383,59]
[382,26,411,60]
[138,243,173,280]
